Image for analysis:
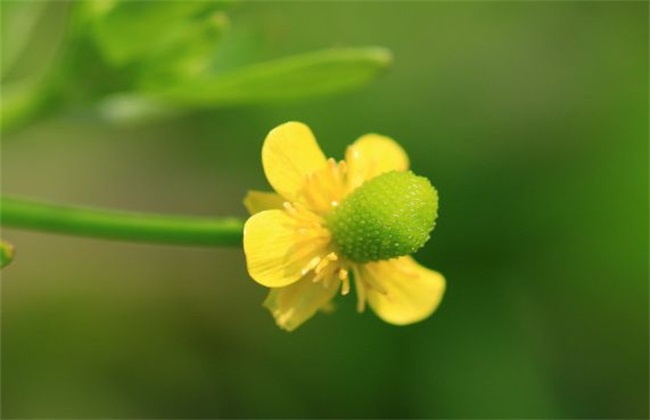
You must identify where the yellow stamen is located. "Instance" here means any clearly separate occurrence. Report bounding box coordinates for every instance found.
[315,252,337,274]
[282,201,297,215]
[298,157,349,215]
[341,275,350,296]
[301,256,322,276]
[313,267,334,284]
[352,266,367,312]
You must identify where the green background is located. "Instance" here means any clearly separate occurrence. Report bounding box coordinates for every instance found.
[2,1,648,418]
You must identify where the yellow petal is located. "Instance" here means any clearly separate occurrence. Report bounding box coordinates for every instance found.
[345,134,409,191]
[243,210,327,287]
[262,122,327,201]
[263,277,340,331]
[243,190,285,215]
[361,256,445,325]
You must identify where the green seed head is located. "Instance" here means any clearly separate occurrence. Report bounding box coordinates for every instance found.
[328,171,438,263]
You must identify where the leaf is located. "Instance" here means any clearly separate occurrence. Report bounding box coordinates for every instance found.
[81,0,229,66]
[1,1,56,79]
[138,12,230,86]
[93,94,183,125]
[0,80,55,134]
[152,47,393,105]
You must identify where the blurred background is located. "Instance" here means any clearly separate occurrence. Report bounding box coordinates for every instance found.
[1,1,648,418]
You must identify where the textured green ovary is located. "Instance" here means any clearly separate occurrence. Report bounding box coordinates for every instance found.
[328,170,438,263]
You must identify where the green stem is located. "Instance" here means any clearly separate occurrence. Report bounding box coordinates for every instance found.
[0,196,244,247]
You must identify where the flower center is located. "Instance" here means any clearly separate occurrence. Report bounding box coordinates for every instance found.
[327,171,438,263]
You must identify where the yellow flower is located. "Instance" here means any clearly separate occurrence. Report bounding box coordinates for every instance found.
[243,122,445,331]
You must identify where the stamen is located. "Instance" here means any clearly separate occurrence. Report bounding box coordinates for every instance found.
[301,256,322,276]
[341,276,350,296]
[276,308,295,325]
[283,202,296,215]
[287,247,327,270]
[314,259,328,274]
[314,258,330,274]
[313,268,332,284]
[295,156,350,216]
[292,202,312,217]
[314,252,337,274]
[353,266,367,312]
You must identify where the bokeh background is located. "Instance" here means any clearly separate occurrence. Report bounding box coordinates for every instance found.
[1,1,648,418]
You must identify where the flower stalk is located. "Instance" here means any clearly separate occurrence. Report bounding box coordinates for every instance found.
[0,196,243,247]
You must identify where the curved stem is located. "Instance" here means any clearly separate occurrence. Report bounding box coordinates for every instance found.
[0,196,244,247]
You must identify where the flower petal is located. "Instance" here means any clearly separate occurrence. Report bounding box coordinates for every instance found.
[262,122,327,201]
[361,256,445,325]
[345,134,409,191]
[243,210,327,287]
[263,277,340,331]
[243,190,285,215]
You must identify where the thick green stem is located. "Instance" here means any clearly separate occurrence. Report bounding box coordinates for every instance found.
[0,196,244,247]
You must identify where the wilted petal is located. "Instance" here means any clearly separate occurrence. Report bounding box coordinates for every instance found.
[264,276,340,331]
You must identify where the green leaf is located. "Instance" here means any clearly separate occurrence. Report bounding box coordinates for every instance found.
[0,1,48,79]
[94,94,183,125]
[138,12,230,86]
[0,80,57,134]
[153,47,393,105]
[81,0,229,66]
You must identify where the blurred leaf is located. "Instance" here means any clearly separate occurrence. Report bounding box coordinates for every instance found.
[0,80,57,134]
[0,239,16,268]
[0,1,47,79]
[139,12,230,86]
[94,94,183,125]
[81,0,229,66]
[154,47,393,105]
